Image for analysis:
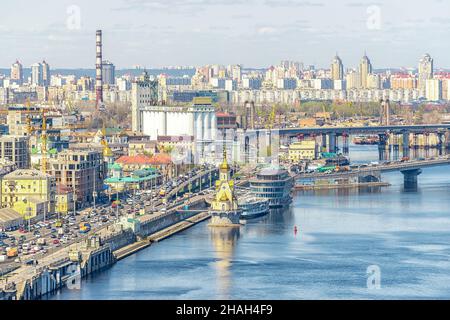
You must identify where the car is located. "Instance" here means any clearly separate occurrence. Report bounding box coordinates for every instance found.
[53,239,60,244]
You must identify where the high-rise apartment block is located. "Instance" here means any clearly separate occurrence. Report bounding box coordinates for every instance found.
[331,55,344,80]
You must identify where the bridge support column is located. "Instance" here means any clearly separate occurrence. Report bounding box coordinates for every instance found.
[321,134,327,152]
[438,132,445,155]
[401,168,422,190]
[402,131,410,158]
[328,133,337,153]
[378,133,388,161]
[342,134,349,155]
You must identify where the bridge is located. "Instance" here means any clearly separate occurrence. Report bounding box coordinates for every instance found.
[242,124,450,156]
[295,156,450,189]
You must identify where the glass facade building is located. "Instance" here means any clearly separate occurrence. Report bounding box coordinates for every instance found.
[249,168,293,208]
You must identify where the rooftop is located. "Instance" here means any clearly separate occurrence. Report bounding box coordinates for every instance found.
[3,168,53,180]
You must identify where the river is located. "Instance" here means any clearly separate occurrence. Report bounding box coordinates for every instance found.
[50,145,450,300]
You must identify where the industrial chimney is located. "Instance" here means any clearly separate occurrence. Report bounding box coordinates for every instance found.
[96,30,103,109]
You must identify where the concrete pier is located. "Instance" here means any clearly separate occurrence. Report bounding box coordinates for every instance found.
[401,168,422,190]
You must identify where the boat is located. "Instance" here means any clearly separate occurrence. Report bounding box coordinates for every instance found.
[353,135,379,145]
[238,196,270,220]
[208,148,242,227]
[249,166,294,209]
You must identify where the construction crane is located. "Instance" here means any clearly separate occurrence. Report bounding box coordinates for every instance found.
[26,98,33,136]
[40,108,48,174]
[268,104,276,130]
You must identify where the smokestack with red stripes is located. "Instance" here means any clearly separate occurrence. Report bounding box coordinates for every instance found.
[96,30,103,109]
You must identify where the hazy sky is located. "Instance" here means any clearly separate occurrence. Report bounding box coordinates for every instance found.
[1,0,449,69]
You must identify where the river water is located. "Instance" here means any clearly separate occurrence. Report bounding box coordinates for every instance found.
[50,145,450,300]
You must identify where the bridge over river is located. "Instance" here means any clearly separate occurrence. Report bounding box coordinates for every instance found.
[294,156,450,189]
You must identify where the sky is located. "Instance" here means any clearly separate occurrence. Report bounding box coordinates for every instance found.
[1,0,449,69]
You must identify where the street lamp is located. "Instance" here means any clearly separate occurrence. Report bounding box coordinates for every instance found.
[25,202,32,233]
[73,194,77,218]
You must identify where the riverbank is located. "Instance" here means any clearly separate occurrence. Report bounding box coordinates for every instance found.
[0,197,210,300]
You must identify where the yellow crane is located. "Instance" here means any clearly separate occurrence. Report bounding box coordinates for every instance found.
[26,98,33,136]
[268,104,276,129]
[40,109,48,173]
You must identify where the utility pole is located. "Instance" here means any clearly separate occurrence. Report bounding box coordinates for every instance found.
[93,162,97,210]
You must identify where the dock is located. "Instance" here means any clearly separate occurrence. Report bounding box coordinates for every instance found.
[113,211,211,261]
[294,181,391,190]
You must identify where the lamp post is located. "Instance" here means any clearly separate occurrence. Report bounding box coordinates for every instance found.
[72,194,77,218]
[25,204,32,233]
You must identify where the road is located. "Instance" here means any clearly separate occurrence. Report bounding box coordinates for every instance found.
[0,166,220,289]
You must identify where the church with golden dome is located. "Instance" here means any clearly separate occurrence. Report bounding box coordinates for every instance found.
[208,147,242,227]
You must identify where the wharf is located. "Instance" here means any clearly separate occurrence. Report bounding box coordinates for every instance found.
[294,181,391,190]
[113,211,211,261]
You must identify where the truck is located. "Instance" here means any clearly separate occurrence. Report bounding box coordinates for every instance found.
[0,255,7,262]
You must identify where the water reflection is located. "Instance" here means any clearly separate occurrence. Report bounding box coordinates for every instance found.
[379,146,447,162]
[209,227,240,299]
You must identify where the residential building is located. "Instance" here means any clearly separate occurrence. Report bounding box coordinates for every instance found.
[418,53,433,94]
[331,54,344,80]
[425,79,442,101]
[359,54,373,88]
[10,60,23,85]
[55,184,74,215]
[47,149,107,207]
[42,60,50,87]
[391,74,417,89]
[31,63,43,86]
[102,60,115,85]
[242,78,262,90]
[1,168,56,218]
[0,135,30,169]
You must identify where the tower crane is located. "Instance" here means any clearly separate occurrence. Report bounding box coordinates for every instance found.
[40,108,48,174]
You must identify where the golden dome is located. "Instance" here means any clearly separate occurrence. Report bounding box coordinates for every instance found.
[103,146,113,157]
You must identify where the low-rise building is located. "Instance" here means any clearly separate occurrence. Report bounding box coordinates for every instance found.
[289,140,317,162]
[115,154,154,175]
[55,184,74,215]
[0,168,56,219]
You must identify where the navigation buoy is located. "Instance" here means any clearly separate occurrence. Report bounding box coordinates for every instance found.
[294,225,298,236]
